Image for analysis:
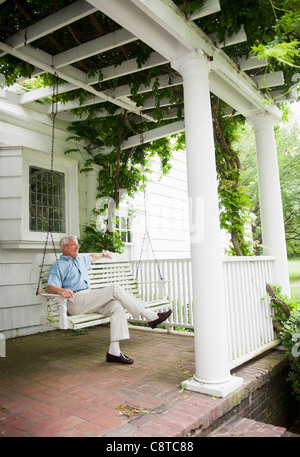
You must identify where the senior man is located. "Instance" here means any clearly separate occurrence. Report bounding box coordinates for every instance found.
[46,235,172,365]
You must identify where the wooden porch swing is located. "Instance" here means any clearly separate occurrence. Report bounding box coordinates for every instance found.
[36,79,170,331]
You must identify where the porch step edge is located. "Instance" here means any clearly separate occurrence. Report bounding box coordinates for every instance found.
[207,416,287,437]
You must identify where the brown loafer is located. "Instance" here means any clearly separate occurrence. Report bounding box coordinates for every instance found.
[148,309,172,329]
[106,352,134,365]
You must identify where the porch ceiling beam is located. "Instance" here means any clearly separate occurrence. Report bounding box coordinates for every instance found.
[0,0,97,57]
[54,73,182,112]
[55,95,105,113]
[209,56,281,119]
[52,28,137,68]
[270,89,298,103]
[209,25,247,48]
[19,51,168,105]
[142,96,175,110]
[18,82,77,104]
[96,0,280,120]
[157,108,180,120]
[235,55,268,71]
[208,71,255,116]
[0,41,155,121]
[57,103,182,124]
[87,0,190,61]
[189,0,221,20]
[252,71,284,89]
[122,119,185,149]
[110,73,183,98]
[88,51,169,84]
[99,119,185,154]
[60,106,125,123]
[269,74,299,103]
[30,50,168,81]
[22,72,181,114]
[0,88,21,104]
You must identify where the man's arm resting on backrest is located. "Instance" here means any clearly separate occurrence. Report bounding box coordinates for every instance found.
[90,250,112,262]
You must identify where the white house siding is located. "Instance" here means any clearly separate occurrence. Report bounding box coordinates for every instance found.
[144,150,191,259]
[125,149,189,261]
[0,249,46,338]
[0,99,90,339]
[130,148,229,261]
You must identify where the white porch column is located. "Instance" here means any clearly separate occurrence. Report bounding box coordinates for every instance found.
[251,113,290,296]
[172,51,242,397]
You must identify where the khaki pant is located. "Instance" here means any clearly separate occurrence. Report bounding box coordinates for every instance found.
[67,284,145,342]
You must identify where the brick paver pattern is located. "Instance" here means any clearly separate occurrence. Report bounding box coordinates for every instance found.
[0,325,298,437]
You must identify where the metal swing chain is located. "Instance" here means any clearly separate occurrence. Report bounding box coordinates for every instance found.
[36,74,64,294]
[135,115,163,283]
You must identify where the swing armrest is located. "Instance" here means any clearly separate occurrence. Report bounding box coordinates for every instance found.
[39,292,67,301]
[39,292,60,297]
[39,293,69,329]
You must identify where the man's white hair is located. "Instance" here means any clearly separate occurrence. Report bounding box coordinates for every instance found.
[59,235,78,250]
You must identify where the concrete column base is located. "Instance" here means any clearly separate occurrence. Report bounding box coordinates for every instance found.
[184,374,243,398]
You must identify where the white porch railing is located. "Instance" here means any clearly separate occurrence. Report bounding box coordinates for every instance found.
[130,256,279,369]
[223,256,278,368]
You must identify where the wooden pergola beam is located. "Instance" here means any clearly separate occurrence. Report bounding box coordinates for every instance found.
[0,0,97,57]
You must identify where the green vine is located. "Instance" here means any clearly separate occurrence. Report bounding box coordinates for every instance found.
[1,0,299,253]
[212,97,254,255]
[66,111,180,235]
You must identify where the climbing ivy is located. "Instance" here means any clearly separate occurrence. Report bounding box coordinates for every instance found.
[1,0,299,253]
[211,97,254,255]
[66,111,180,234]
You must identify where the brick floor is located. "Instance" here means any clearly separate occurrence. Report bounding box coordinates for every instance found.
[0,325,298,438]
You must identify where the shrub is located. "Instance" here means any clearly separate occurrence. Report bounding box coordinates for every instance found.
[280,310,300,402]
[267,283,300,402]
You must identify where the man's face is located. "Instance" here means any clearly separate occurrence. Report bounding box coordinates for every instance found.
[62,238,79,259]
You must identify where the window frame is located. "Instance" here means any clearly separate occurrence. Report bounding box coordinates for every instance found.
[115,213,133,245]
[29,165,66,233]
[22,149,79,244]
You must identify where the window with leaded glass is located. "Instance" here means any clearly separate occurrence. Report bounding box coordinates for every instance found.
[29,166,66,232]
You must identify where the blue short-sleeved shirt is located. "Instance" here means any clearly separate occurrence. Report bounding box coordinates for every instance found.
[47,255,91,292]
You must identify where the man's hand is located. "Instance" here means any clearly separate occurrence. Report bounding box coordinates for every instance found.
[90,251,113,262]
[58,288,74,298]
[46,285,74,298]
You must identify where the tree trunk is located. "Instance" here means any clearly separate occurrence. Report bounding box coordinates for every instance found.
[266,283,291,318]
[231,231,243,256]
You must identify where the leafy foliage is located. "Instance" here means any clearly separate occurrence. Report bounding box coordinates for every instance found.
[267,283,300,402]
[67,112,180,235]
[280,311,300,402]
[212,97,254,255]
[79,222,124,254]
[253,41,300,66]
[1,0,299,250]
